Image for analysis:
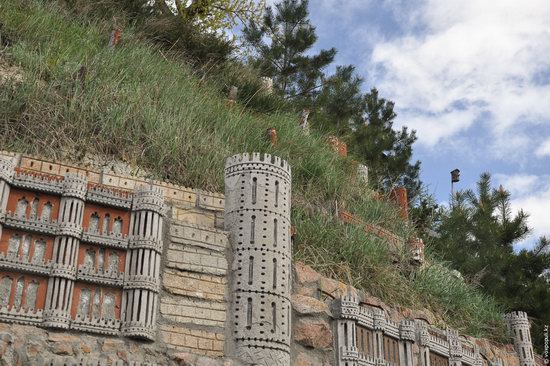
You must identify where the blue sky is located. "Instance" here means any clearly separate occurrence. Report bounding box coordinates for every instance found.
[264,0,550,249]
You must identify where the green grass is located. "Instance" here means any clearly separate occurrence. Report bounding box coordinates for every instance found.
[0,0,506,340]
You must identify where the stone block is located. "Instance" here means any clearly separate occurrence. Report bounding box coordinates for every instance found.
[320,277,347,298]
[40,162,60,175]
[294,318,333,350]
[294,262,321,285]
[174,207,216,228]
[197,191,225,211]
[162,269,226,301]
[102,174,120,187]
[20,157,42,171]
[291,294,329,315]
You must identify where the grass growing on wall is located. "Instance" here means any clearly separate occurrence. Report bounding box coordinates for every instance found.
[0,0,506,339]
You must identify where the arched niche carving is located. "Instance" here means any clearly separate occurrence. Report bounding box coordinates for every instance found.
[89,212,100,233]
[16,197,28,218]
[25,281,39,310]
[0,277,12,307]
[7,234,21,257]
[102,214,111,235]
[41,202,52,221]
[112,217,123,235]
[33,239,46,264]
[30,198,39,219]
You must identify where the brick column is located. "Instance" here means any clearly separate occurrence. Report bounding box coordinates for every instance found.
[225,153,292,365]
[43,173,87,328]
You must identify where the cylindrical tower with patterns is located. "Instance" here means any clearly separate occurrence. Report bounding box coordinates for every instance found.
[121,185,164,340]
[225,153,292,365]
[44,173,87,328]
[505,311,536,366]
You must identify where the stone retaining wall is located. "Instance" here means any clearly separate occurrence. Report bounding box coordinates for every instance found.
[0,151,541,366]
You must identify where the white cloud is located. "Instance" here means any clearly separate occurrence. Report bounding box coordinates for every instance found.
[494,174,538,197]
[535,139,550,157]
[369,0,550,150]
[495,174,550,249]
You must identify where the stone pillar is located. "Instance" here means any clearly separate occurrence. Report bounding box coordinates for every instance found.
[505,311,536,366]
[357,164,369,184]
[400,320,416,366]
[373,308,385,359]
[225,153,292,365]
[0,158,15,240]
[121,185,164,340]
[44,173,87,328]
[418,322,431,366]
[447,329,463,366]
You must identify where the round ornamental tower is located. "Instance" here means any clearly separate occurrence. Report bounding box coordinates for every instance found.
[44,173,87,328]
[225,153,292,366]
[505,311,536,366]
[121,185,164,340]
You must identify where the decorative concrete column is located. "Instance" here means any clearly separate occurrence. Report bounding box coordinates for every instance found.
[418,321,432,366]
[373,308,386,359]
[400,320,416,366]
[225,153,292,365]
[121,185,164,340]
[334,295,360,366]
[44,173,87,328]
[0,159,15,240]
[447,329,463,366]
[505,311,536,366]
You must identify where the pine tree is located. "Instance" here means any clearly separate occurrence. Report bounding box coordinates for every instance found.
[314,65,365,134]
[432,174,550,352]
[242,0,336,98]
[350,88,421,198]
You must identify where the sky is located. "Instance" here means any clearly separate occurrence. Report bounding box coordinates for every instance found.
[264,0,550,250]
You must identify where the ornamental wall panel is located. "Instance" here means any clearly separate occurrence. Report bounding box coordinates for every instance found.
[0,157,165,340]
[333,295,491,366]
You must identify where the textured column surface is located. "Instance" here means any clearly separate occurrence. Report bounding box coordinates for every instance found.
[44,173,87,328]
[447,329,463,366]
[0,159,15,241]
[225,153,292,366]
[505,311,536,366]
[121,185,164,340]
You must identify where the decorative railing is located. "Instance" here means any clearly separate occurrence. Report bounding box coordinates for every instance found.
[76,265,124,287]
[87,183,132,209]
[12,168,64,194]
[334,295,487,366]
[0,305,43,325]
[1,212,58,235]
[0,252,50,275]
[71,314,121,336]
[81,229,128,249]
[123,274,160,293]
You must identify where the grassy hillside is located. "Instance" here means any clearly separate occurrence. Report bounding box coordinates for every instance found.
[0,0,507,339]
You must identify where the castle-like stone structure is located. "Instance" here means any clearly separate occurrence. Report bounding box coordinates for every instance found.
[0,157,165,340]
[0,151,542,366]
[225,153,292,365]
[505,311,536,366]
